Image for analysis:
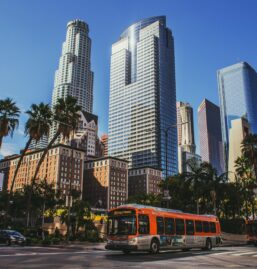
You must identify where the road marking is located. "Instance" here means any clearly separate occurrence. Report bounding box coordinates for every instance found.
[0,250,108,257]
[212,251,242,256]
[231,251,257,256]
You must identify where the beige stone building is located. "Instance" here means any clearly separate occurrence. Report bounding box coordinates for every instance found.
[228,118,250,181]
[128,167,162,197]
[0,145,85,194]
[84,157,128,210]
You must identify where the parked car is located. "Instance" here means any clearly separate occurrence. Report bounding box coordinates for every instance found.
[0,230,26,245]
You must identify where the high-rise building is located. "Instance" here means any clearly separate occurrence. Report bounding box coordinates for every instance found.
[228,118,250,180]
[177,102,197,173]
[128,167,162,197]
[217,62,257,167]
[198,99,224,175]
[28,136,48,151]
[0,145,85,194]
[108,16,177,176]
[49,19,94,143]
[84,157,128,210]
[100,134,108,157]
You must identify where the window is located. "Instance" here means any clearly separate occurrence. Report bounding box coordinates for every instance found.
[165,218,175,234]
[156,217,164,235]
[175,219,185,235]
[203,222,210,233]
[138,215,150,234]
[186,220,194,235]
[210,222,216,233]
[195,221,203,233]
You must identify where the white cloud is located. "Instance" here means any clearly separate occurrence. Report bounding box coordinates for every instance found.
[0,143,18,158]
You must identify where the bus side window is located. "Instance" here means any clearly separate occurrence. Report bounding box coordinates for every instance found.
[210,222,216,233]
[156,217,164,235]
[165,218,175,235]
[175,219,185,235]
[138,214,150,234]
[186,220,194,235]
[203,221,210,233]
[195,221,203,233]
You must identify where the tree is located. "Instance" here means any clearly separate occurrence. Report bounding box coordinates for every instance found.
[241,134,257,182]
[9,103,52,196]
[127,193,161,207]
[0,98,20,148]
[26,96,81,227]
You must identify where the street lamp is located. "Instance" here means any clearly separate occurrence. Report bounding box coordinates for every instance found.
[145,121,188,207]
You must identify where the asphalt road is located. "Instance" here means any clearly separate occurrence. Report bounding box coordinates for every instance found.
[0,245,257,269]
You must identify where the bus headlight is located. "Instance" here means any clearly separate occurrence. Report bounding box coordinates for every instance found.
[128,238,137,244]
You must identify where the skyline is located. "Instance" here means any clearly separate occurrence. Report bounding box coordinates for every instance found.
[1,0,257,157]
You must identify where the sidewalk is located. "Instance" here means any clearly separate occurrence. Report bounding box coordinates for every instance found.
[221,232,247,246]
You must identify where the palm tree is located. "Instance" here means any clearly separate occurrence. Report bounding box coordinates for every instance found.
[26,96,81,227]
[0,98,20,148]
[31,96,81,185]
[241,134,257,181]
[9,103,52,195]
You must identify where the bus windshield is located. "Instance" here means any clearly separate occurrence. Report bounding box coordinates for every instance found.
[108,215,137,235]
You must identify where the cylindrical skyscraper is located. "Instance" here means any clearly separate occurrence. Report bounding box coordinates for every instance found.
[49,19,94,142]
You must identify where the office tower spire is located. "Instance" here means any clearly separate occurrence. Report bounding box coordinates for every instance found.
[108,16,177,176]
[49,19,94,142]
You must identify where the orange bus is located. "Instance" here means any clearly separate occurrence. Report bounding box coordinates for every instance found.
[105,204,221,254]
[246,219,257,246]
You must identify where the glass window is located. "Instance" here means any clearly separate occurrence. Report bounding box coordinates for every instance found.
[195,221,203,233]
[156,217,164,235]
[175,219,185,235]
[186,220,194,235]
[138,215,150,234]
[203,221,210,233]
[165,218,175,235]
[210,222,216,233]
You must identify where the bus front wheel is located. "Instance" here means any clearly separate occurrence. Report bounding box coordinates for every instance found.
[150,239,160,254]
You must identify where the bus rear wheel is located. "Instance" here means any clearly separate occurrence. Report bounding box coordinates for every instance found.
[150,239,160,254]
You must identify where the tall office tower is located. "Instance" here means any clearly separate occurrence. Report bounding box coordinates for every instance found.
[217,62,257,167]
[49,19,94,142]
[198,99,224,175]
[228,118,250,181]
[108,16,177,176]
[28,136,48,151]
[177,102,198,173]
[176,102,195,153]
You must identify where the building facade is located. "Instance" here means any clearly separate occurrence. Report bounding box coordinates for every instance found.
[198,99,224,175]
[108,16,177,176]
[0,145,85,195]
[84,157,128,210]
[49,19,94,143]
[228,118,250,180]
[128,167,162,197]
[217,62,257,167]
[100,134,108,157]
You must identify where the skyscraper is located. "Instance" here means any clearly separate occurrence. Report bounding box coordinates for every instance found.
[217,62,257,166]
[108,16,177,176]
[177,102,201,173]
[49,19,94,142]
[198,99,224,175]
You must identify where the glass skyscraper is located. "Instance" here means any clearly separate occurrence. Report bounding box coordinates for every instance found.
[108,16,177,176]
[217,62,257,165]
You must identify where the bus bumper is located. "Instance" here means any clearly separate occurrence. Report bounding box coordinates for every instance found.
[105,244,138,251]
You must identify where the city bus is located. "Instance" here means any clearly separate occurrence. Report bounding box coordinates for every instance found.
[105,204,221,254]
[246,219,257,246]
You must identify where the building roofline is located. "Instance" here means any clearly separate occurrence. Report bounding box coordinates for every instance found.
[129,166,162,171]
[0,144,85,162]
[84,156,129,163]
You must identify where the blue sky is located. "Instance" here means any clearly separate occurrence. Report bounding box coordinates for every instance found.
[0,0,257,157]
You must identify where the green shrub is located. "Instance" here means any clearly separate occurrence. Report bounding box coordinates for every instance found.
[86,229,99,242]
[52,238,61,245]
[41,238,52,246]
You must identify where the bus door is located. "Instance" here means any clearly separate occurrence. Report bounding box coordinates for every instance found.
[185,219,195,247]
[137,214,150,249]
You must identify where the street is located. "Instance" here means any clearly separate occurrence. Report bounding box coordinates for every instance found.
[0,245,256,269]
